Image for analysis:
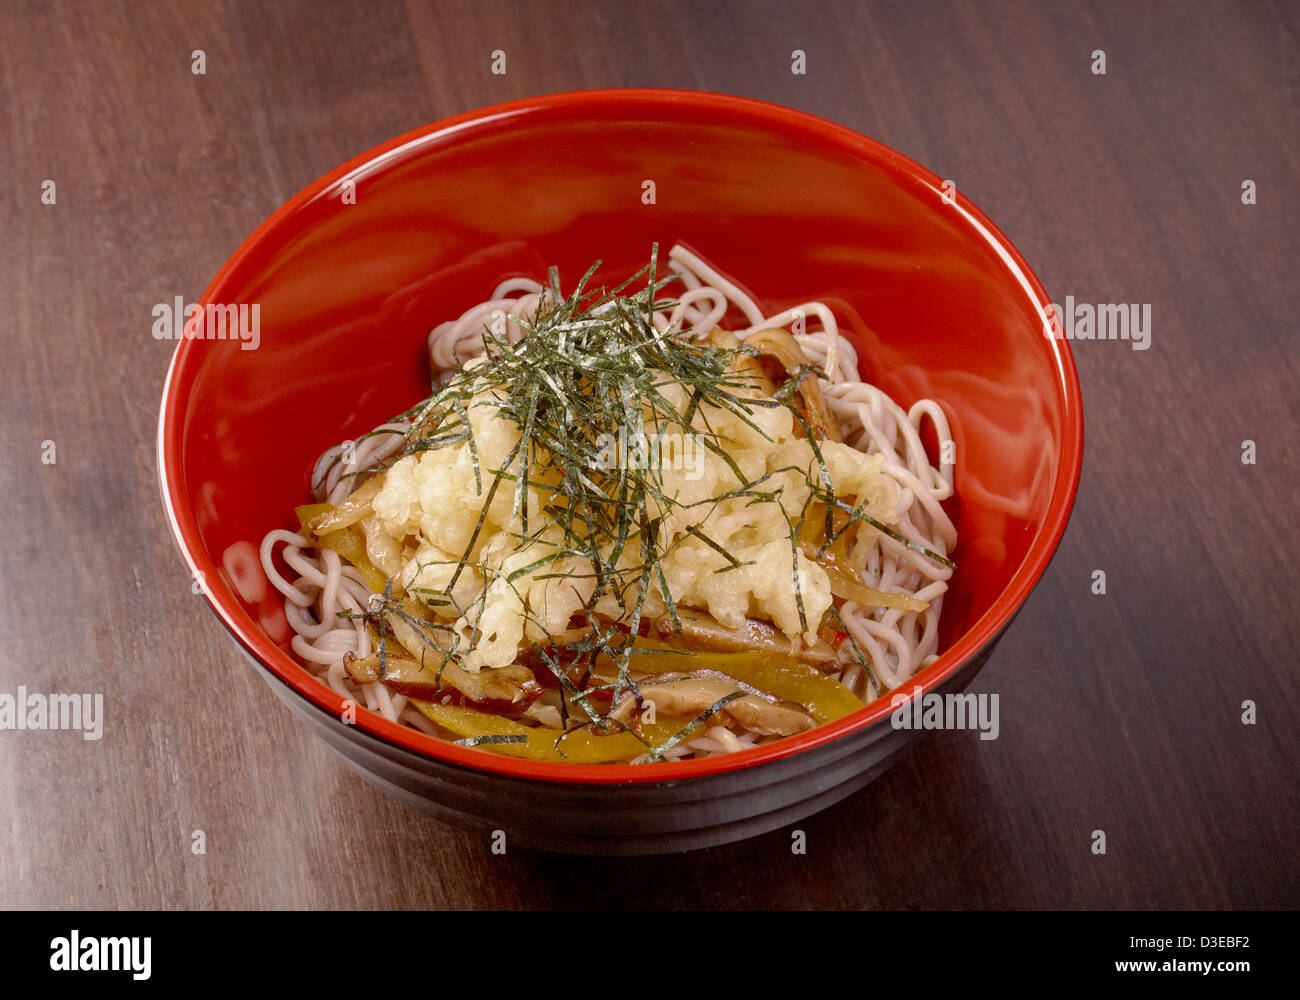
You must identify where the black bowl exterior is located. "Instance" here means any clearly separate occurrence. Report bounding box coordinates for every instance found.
[236,632,1004,855]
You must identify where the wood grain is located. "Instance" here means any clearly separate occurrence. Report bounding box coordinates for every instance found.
[0,0,1296,909]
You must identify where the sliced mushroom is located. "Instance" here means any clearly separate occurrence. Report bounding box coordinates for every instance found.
[356,594,543,711]
[653,611,840,667]
[344,648,542,713]
[519,700,563,729]
[610,669,815,737]
[702,327,777,398]
[744,328,843,442]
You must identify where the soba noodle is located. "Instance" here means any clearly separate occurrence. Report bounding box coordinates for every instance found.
[259,244,956,761]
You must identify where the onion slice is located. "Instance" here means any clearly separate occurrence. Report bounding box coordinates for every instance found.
[744,327,842,442]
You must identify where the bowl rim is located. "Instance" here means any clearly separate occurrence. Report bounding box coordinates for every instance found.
[157,86,1083,785]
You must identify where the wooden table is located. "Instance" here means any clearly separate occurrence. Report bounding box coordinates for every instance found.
[2,0,1295,909]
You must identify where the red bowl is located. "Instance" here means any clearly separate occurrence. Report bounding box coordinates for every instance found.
[158,89,1082,853]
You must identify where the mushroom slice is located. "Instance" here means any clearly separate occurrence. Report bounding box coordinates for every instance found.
[744,327,843,442]
[653,611,839,667]
[702,327,777,398]
[344,648,541,713]
[610,669,815,737]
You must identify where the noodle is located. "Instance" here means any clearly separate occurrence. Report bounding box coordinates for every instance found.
[258,244,957,760]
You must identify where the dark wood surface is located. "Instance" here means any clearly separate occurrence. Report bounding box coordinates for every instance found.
[1,0,1296,910]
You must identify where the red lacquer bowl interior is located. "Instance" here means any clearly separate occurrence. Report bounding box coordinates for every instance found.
[158,89,1082,784]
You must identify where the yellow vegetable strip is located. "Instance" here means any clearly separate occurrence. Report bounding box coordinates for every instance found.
[306,473,385,534]
[295,503,389,593]
[410,700,690,763]
[601,641,864,726]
